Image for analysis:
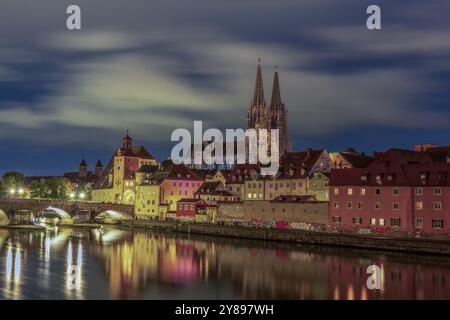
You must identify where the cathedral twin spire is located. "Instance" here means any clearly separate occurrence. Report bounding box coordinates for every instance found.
[247,58,290,155]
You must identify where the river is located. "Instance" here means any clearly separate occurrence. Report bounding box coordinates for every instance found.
[0,226,449,299]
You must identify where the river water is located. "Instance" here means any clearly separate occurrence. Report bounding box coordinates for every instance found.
[0,226,449,300]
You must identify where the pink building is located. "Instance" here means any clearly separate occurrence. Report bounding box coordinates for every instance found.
[329,149,449,236]
[176,199,208,218]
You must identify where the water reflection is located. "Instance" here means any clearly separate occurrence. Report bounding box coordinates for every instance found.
[0,227,449,299]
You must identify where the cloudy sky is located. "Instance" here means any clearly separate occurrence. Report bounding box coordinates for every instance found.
[1,0,449,175]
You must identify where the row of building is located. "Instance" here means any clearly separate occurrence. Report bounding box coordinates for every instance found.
[80,130,449,236]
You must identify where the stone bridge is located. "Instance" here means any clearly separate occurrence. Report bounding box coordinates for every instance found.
[0,198,134,225]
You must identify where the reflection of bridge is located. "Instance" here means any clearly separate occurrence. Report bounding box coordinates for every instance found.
[0,199,134,225]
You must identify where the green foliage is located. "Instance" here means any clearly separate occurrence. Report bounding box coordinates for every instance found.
[1,171,25,198]
[29,177,71,200]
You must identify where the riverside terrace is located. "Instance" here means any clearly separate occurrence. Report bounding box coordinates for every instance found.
[0,198,134,225]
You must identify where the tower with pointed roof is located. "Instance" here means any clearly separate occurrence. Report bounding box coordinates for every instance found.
[270,66,290,155]
[123,130,133,150]
[79,158,88,178]
[247,58,271,132]
[95,159,103,176]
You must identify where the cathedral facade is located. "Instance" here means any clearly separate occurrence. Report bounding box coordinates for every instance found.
[246,59,290,157]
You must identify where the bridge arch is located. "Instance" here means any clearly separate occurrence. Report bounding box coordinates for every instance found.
[95,210,133,223]
[0,209,9,226]
[37,207,73,225]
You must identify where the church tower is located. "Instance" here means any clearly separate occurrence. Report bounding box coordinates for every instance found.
[246,58,271,133]
[270,66,290,155]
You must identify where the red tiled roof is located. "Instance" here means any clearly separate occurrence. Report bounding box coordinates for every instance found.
[330,149,448,187]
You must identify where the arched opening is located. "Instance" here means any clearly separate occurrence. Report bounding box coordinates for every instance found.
[0,209,9,226]
[95,210,133,224]
[122,190,135,205]
[36,207,73,226]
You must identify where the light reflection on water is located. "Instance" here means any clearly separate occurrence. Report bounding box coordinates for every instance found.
[0,227,449,300]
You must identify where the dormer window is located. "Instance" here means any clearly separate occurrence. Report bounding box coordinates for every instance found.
[360,174,368,181]
[387,174,395,181]
[375,174,382,184]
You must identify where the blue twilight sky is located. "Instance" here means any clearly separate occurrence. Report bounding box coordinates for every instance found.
[0,0,449,176]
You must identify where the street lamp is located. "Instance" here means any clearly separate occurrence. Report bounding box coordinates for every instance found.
[69,192,75,199]
[79,192,86,199]
[18,188,24,195]
[9,189,15,195]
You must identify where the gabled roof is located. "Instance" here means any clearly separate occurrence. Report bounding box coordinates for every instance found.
[225,164,260,183]
[338,152,373,168]
[136,164,159,174]
[425,146,450,163]
[195,181,223,194]
[278,149,326,179]
[92,157,114,190]
[329,149,446,187]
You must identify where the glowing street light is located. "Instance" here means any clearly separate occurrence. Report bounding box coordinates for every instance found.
[9,189,15,195]
[79,192,86,199]
[18,188,24,195]
[69,192,75,199]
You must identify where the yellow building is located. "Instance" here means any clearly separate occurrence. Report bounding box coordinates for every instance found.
[92,131,157,204]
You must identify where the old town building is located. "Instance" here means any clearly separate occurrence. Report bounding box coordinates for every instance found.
[329,148,449,235]
[330,148,373,169]
[92,131,158,204]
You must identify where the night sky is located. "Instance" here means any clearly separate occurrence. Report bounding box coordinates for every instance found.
[1,0,449,176]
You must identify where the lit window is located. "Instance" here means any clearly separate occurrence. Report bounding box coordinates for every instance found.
[348,188,353,195]
[360,188,366,196]
[352,217,362,225]
[371,218,376,226]
[334,188,339,195]
[375,202,381,210]
[379,218,385,226]
[248,193,252,199]
[415,187,423,196]
[332,216,341,223]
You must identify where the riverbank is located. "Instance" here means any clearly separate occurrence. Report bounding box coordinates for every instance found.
[113,220,450,256]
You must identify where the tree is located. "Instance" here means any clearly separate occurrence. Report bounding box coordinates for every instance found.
[29,179,49,199]
[2,172,25,192]
[47,177,71,200]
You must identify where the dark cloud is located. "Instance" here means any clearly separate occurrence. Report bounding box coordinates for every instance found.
[0,0,449,175]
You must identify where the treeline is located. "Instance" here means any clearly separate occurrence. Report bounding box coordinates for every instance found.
[0,172,91,200]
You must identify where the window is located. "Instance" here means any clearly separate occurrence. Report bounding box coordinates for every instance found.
[253,193,257,199]
[415,201,423,210]
[433,202,442,210]
[379,218,385,226]
[392,202,400,210]
[357,201,363,209]
[333,201,339,209]
[347,201,353,209]
[415,218,423,228]
[375,202,381,210]
[334,188,339,195]
[348,188,353,195]
[375,188,381,196]
[352,217,362,225]
[371,218,376,226]
[432,219,444,229]
[360,188,366,196]
[332,216,341,224]
[259,193,263,199]
[434,187,442,196]
[415,187,423,196]
[390,217,401,227]
[393,188,399,196]
[247,193,252,199]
